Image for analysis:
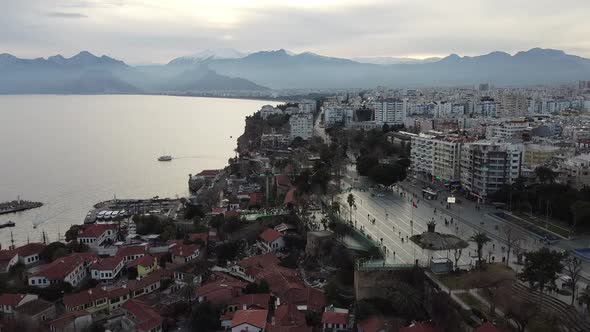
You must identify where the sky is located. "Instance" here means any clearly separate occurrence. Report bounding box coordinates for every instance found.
[2,0,590,64]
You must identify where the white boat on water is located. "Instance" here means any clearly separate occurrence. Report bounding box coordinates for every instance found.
[158,155,172,161]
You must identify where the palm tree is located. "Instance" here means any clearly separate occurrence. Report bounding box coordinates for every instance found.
[180,276,197,311]
[388,282,425,319]
[347,193,356,225]
[469,231,492,269]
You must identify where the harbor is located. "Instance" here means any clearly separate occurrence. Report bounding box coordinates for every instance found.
[0,198,43,215]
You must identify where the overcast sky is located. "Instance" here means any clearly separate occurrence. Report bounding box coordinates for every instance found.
[2,0,589,64]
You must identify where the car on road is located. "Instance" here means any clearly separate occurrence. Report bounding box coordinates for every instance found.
[376,193,385,197]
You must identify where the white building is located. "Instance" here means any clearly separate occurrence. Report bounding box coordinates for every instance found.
[410,133,465,182]
[298,99,316,113]
[90,255,125,283]
[29,253,96,288]
[289,113,313,140]
[324,106,350,128]
[373,99,407,125]
[486,121,530,139]
[260,105,282,119]
[475,97,498,117]
[258,228,285,253]
[460,140,523,200]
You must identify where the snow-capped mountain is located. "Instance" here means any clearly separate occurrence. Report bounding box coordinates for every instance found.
[168,48,247,66]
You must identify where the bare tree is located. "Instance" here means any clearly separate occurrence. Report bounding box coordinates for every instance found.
[563,255,583,305]
[452,247,463,271]
[500,223,525,266]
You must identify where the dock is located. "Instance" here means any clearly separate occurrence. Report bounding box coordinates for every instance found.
[0,200,43,215]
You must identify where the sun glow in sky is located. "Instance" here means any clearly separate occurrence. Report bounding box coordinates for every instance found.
[2,0,589,63]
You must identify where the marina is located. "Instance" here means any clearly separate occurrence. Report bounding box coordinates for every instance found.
[0,199,43,215]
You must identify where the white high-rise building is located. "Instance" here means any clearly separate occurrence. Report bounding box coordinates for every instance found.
[373,99,407,125]
[460,140,523,200]
[324,106,351,128]
[289,113,313,140]
[298,100,317,114]
[410,133,465,182]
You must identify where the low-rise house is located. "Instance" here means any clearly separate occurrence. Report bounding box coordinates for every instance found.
[272,303,308,329]
[0,293,38,315]
[14,298,56,328]
[356,315,398,332]
[221,293,271,328]
[121,299,163,332]
[117,244,148,263]
[258,228,285,253]
[172,262,205,286]
[0,249,19,274]
[63,285,131,313]
[196,273,246,306]
[77,223,118,249]
[14,242,46,267]
[29,252,97,288]
[230,253,280,282]
[321,307,351,332]
[48,310,93,332]
[169,242,201,264]
[127,269,169,298]
[231,309,268,332]
[128,254,159,279]
[90,254,125,283]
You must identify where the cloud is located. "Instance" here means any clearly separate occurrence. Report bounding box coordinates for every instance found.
[0,0,589,63]
[47,12,88,18]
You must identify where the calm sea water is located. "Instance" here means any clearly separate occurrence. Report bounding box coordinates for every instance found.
[0,95,276,247]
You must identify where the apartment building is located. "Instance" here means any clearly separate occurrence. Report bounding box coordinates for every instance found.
[289,113,313,140]
[373,99,407,125]
[523,143,560,167]
[460,140,523,200]
[411,133,466,183]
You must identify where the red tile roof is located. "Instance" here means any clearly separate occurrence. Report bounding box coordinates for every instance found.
[231,309,268,329]
[474,322,502,332]
[188,232,208,243]
[259,228,283,243]
[91,255,124,271]
[170,243,200,258]
[128,254,157,268]
[237,253,279,270]
[14,243,46,257]
[281,286,326,312]
[274,303,306,327]
[117,245,148,258]
[197,169,221,178]
[0,293,26,306]
[33,253,97,280]
[321,311,348,325]
[122,299,163,332]
[63,288,107,309]
[0,249,17,262]
[78,223,117,238]
[127,269,170,292]
[196,275,246,306]
[399,322,441,332]
[268,327,312,332]
[231,294,271,309]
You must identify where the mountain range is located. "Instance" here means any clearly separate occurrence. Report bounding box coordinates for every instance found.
[1,48,590,93]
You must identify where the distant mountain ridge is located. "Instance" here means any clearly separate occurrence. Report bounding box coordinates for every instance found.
[1,48,590,93]
[0,51,268,94]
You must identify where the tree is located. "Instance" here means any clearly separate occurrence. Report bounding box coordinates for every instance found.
[562,255,583,305]
[40,242,69,262]
[65,225,82,242]
[469,232,491,269]
[215,241,244,265]
[368,163,406,186]
[347,193,356,224]
[519,247,564,294]
[501,295,539,332]
[534,166,557,184]
[356,154,379,176]
[190,302,220,332]
[500,223,525,266]
[570,200,590,230]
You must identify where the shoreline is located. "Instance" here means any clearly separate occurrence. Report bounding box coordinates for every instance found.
[0,92,286,103]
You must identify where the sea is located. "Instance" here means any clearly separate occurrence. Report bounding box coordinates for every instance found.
[0,94,277,247]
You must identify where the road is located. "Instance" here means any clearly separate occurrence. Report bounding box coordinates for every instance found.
[337,165,544,270]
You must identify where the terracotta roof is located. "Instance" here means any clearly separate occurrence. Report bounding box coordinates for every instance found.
[170,243,200,258]
[14,299,53,316]
[128,254,157,268]
[127,269,170,292]
[267,327,312,332]
[0,249,17,262]
[122,299,163,332]
[33,253,97,280]
[78,223,117,238]
[475,322,502,332]
[259,228,283,243]
[63,287,107,309]
[0,293,26,306]
[274,303,306,327]
[117,245,148,257]
[399,322,441,332]
[197,169,221,177]
[231,309,268,329]
[281,286,326,312]
[321,311,348,325]
[14,243,46,257]
[49,310,91,330]
[91,255,124,271]
[232,294,271,309]
[237,253,279,270]
[196,275,246,306]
